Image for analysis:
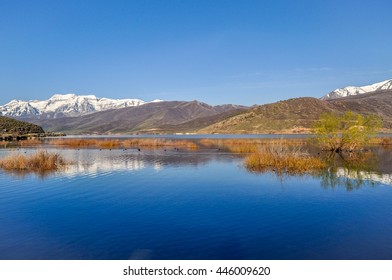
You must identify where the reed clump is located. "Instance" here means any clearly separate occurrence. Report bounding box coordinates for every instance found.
[50,138,97,147]
[50,138,199,150]
[122,139,198,150]
[0,150,68,173]
[18,139,43,146]
[95,139,121,149]
[245,140,326,175]
[379,137,392,146]
[50,139,122,149]
[222,139,260,153]
[198,138,306,153]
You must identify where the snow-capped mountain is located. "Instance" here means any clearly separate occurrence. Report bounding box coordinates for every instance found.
[321,79,392,100]
[0,94,162,118]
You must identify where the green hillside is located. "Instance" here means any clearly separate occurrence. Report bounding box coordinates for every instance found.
[0,116,45,134]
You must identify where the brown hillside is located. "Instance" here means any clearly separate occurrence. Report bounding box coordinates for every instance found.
[199,97,338,134]
[199,91,392,133]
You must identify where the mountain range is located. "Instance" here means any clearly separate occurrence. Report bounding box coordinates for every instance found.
[0,94,162,118]
[1,78,391,134]
[17,101,247,134]
[321,78,392,100]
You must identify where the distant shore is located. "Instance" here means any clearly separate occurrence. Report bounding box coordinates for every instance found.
[0,132,66,141]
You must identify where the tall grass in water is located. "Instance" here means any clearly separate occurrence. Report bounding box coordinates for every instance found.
[199,138,307,153]
[122,139,198,150]
[369,137,392,146]
[50,139,121,149]
[50,138,199,150]
[95,139,121,149]
[18,139,43,146]
[50,138,97,147]
[245,140,326,175]
[0,150,67,173]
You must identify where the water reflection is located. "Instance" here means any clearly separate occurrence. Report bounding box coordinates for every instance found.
[1,146,392,259]
[336,168,392,186]
[64,148,392,188]
[0,146,391,189]
[250,148,392,189]
[0,148,241,178]
[318,150,391,189]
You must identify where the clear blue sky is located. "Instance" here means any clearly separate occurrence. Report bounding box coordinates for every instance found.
[1,0,392,106]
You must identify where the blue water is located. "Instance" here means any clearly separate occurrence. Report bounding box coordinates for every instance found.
[1,148,392,259]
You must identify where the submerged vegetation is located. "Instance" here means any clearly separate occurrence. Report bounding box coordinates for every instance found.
[0,150,68,174]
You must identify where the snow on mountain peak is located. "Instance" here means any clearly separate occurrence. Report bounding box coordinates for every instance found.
[50,93,78,100]
[0,93,162,118]
[321,79,392,100]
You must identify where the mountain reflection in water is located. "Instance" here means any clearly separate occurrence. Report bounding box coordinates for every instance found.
[62,149,241,175]
[0,146,391,189]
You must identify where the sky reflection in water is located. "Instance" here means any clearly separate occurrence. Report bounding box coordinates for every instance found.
[0,147,392,259]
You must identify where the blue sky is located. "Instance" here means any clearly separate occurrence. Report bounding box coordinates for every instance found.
[1,0,392,106]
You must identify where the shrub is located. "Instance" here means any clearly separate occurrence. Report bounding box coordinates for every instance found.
[313,111,382,152]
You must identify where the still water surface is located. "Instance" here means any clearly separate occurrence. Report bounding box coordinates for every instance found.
[0,147,392,259]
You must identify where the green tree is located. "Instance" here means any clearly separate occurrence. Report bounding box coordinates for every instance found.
[313,111,382,152]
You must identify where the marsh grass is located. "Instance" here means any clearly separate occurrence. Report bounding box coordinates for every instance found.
[198,138,307,153]
[50,138,198,150]
[0,150,68,174]
[95,139,121,149]
[50,138,122,149]
[50,138,97,147]
[245,140,326,175]
[18,139,43,146]
[123,139,198,150]
[372,137,392,146]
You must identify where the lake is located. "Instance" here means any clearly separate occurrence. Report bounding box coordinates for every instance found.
[0,143,392,259]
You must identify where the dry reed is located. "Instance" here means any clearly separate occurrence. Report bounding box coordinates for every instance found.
[50,138,97,147]
[95,139,121,149]
[245,140,326,175]
[18,139,43,146]
[0,150,68,173]
[50,138,199,150]
[122,139,198,150]
[198,138,306,153]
